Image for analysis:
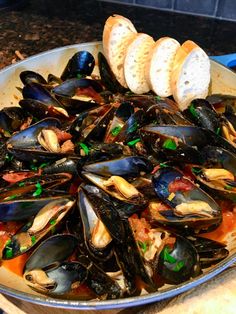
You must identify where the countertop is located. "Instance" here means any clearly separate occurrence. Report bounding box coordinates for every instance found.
[0,0,236,69]
[0,1,236,313]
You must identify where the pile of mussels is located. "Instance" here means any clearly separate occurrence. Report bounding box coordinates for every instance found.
[0,50,235,300]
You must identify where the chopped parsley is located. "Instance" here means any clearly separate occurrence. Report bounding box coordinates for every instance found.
[160,162,169,168]
[160,245,176,264]
[127,138,141,146]
[192,167,202,175]
[216,127,221,135]
[154,95,162,101]
[4,194,18,201]
[39,162,49,169]
[79,142,90,155]
[31,235,36,244]
[189,103,198,118]
[18,182,25,187]
[111,126,122,137]
[50,219,56,225]
[138,241,148,254]
[173,260,185,272]
[162,139,177,150]
[5,153,14,162]
[33,182,43,197]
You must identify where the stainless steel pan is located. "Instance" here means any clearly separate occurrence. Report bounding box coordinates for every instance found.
[0,42,236,310]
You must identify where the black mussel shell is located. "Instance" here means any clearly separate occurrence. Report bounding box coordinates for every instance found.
[20,71,47,86]
[61,51,95,81]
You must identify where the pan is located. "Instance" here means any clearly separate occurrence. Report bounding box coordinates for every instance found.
[0,42,236,310]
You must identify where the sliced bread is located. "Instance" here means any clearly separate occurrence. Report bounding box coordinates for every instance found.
[171,40,210,111]
[102,15,137,88]
[146,37,180,97]
[124,33,155,94]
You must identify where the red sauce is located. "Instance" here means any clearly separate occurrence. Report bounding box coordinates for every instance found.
[202,200,236,243]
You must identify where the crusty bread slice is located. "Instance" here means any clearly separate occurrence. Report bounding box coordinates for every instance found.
[124,33,155,94]
[146,37,180,97]
[171,40,210,111]
[102,15,137,88]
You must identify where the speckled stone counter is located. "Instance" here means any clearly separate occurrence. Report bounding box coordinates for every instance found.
[0,0,235,70]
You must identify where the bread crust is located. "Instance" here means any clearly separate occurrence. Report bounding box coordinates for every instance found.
[146,37,180,97]
[124,33,155,94]
[102,15,137,87]
[171,40,210,110]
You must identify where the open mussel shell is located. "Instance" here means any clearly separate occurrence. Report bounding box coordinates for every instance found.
[152,167,222,233]
[83,156,153,178]
[141,125,204,164]
[2,197,76,259]
[156,233,201,285]
[7,118,72,162]
[0,193,71,222]
[20,71,47,86]
[104,101,134,143]
[145,101,192,126]
[19,99,68,120]
[77,188,113,261]
[60,51,95,80]
[187,236,229,268]
[0,173,72,203]
[24,234,78,272]
[82,172,147,207]
[191,146,236,200]
[24,261,88,295]
[22,83,65,110]
[141,125,236,156]
[71,105,115,142]
[0,107,32,134]
[81,184,125,243]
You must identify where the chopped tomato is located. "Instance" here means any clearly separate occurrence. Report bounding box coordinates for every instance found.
[51,127,72,143]
[129,215,151,242]
[168,178,194,193]
[2,171,38,184]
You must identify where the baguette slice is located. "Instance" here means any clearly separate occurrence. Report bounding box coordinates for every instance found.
[146,37,180,97]
[124,33,155,94]
[171,40,210,111]
[103,15,137,88]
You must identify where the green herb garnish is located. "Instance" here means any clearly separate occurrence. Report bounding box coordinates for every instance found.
[33,182,43,197]
[160,162,169,168]
[111,126,122,137]
[127,138,141,146]
[30,164,38,171]
[18,182,25,187]
[154,95,162,101]
[173,260,185,272]
[192,167,202,175]
[225,185,234,190]
[162,139,177,150]
[189,103,198,118]
[79,142,90,155]
[77,73,83,80]
[5,248,13,259]
[50,219,56,225]
[31,235,36,244]
[160,245,176,264]
[39,162,49,169]
[4,194,18,201]
[5,153,14,162]
[216,127,221,135]
[137,241,148,254]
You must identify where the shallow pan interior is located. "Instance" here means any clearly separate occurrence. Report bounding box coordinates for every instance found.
[0,42,236,310]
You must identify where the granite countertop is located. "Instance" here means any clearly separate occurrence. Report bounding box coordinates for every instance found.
[0,0,236,70]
